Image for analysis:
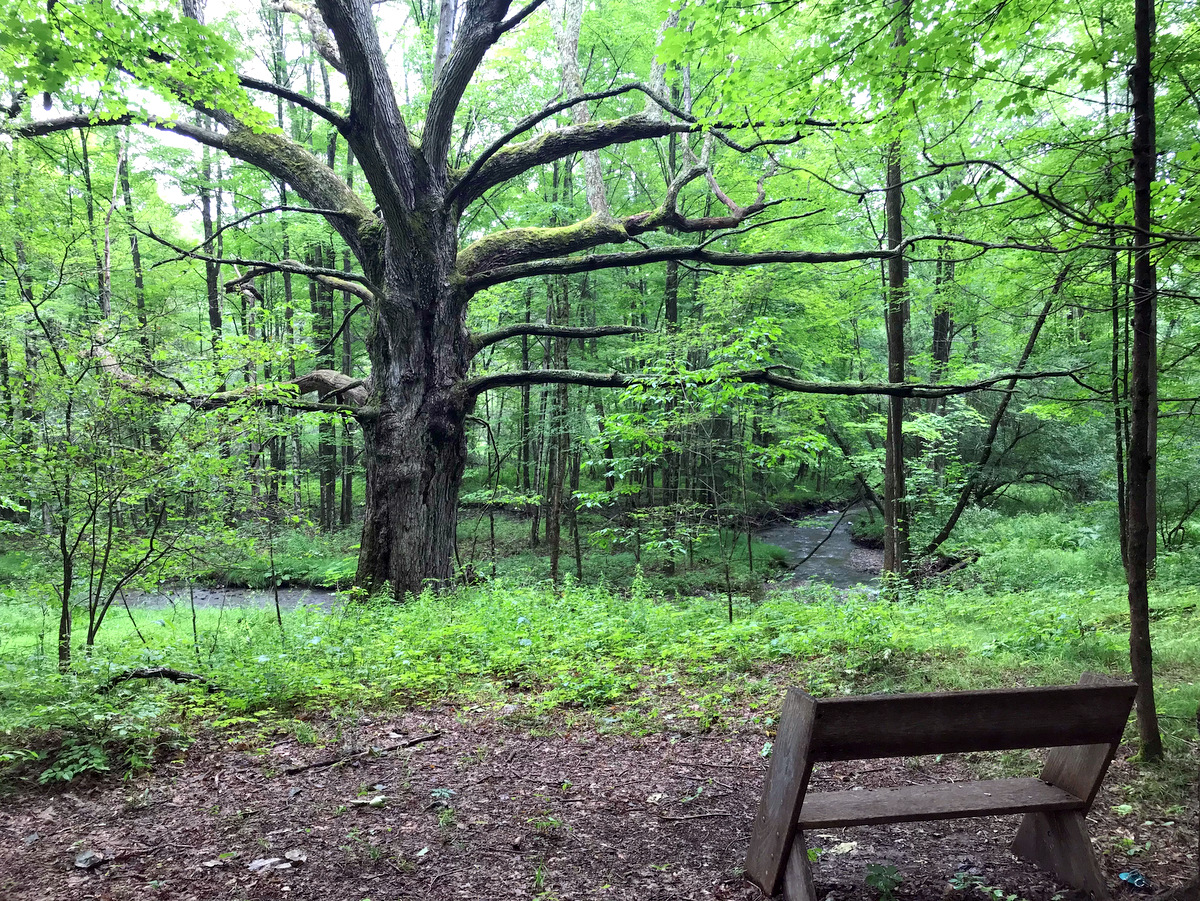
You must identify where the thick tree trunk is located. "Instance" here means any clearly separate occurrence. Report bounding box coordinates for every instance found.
[353,210,470,599]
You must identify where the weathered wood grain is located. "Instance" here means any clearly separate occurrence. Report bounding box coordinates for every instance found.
[808,682,1136,761]
[745,689,817,896]
[797,778,1083,828]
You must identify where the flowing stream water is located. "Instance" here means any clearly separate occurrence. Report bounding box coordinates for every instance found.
[124,586,339,611]
[756,506,882,589]
[122,510,880,609]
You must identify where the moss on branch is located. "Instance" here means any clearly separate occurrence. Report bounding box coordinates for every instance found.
[456,214,629,276]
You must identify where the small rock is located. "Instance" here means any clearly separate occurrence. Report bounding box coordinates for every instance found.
[74,850,104,869]
[22,832,39,846]
[284,849,307,864]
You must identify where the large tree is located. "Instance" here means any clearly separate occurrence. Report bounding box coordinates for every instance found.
[2,0,1079,596]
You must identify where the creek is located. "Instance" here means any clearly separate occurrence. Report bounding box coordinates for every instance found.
[124,586,339,611]
[756,506,882,589]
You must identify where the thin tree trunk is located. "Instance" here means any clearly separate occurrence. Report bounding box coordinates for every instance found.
[1126,0,1163,761]
[199,130,222,357]
[882,0,911,580]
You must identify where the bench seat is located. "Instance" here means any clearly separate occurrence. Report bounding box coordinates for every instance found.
[798,777,1085,828]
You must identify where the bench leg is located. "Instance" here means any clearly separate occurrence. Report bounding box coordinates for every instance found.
[782,829,818,901]
[1012,811,1109,899]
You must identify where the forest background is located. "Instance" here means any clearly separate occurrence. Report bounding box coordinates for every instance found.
[0,0,1197,848]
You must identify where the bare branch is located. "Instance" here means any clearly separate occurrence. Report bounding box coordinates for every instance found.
[271,0,345,73]
[456,100,864,206]
[316,0,418,219]
[458,366,1083,401]
[238,74,349,129]
[457,111,693,205]
[499,0,549,33]
[314,300,366,358]
[425,0,517,177]
[180,204,354,256]
[468,323,646,358]
[129,223,385,300]
[226,265,377,304]
[447,84,647,207]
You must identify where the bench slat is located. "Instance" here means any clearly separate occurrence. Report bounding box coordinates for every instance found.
[809,683,1136,761]
[797,778,1085,828]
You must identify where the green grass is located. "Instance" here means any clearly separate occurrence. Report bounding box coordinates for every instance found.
[0,506,1196,795]
[2,558,1198,786]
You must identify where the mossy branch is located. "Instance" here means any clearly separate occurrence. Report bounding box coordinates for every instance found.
[465,245,894,291]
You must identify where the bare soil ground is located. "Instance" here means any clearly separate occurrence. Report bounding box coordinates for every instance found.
[1,709,1194,901]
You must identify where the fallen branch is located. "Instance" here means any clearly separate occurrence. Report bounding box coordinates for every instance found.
[282,732,441,775]
[99,666,217,693]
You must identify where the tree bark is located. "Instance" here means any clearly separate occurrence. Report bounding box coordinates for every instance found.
[1125,0,1163,761]
[882,0,911,581]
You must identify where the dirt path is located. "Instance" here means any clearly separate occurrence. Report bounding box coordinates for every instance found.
[1,710,1193,900]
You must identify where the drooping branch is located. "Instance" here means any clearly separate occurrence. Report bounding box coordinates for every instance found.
[458,366,1082,401]
[87,344,372,415]
[468,323,646,359]
[181,204,354,256]
[226,265,377,305]
[128,222,384,300]
[466,244,892,291]
[11,113,376,258]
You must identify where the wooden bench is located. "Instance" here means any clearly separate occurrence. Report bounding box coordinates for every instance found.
[745,674,1137,900]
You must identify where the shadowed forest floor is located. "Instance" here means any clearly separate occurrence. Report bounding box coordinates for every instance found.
[1,709,1194,901]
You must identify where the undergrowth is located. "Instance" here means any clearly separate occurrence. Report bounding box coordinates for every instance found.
[1,563,1197,788]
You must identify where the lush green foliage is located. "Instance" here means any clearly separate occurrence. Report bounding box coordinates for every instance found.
[2,521,1197,786]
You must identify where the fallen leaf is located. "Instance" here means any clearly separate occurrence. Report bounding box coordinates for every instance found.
[248,857,283,872]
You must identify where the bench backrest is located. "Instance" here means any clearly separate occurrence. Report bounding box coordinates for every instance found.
[806,682,1136,761]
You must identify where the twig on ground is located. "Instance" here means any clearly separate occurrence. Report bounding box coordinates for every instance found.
[281,732,441,775]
